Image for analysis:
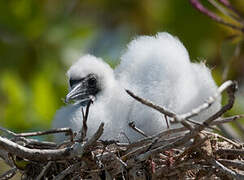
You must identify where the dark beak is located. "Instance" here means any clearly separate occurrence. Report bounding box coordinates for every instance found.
[65,81,95,105]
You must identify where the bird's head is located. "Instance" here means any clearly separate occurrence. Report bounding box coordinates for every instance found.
[65,55,115,106]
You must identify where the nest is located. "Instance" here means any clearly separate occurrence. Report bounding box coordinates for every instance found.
[0,80,244,180]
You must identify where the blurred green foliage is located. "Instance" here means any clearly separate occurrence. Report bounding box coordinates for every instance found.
[0,0,244,134]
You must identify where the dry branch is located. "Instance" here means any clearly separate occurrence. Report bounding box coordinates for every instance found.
[81,100,93,141]
[0,123,104,162]
[0,167,17,180]
[0,80,243,179]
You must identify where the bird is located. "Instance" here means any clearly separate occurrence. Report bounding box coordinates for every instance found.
[52,32,221,143]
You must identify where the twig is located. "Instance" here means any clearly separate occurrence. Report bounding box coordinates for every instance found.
[15,128,74,142]
[126,89,194,129]
[219,159,244,171]
[116,156,128,168]
[121,142,153,161]
[127,114,241,151]
[201,81,237,127]
[135,81,237,162]
[203,131,241,148]
[211,115,244,126]
[83,122,104,149]
[0,136,73,161]
[216,149,244,156]
[124,135,184,160]
[0,167,17,180]
[123,127,185,153]
[186,118,219,131]
[55,162,82,180]
[64,122,104,158]
[145,137,159,152]
[217,0,244,21]
[71,122,104,158]
[135,132,193,162]
[189,0,244,32]
[208,0,241,23]
[164,115,170,129]
[210,159,244,180]
[81,100,92,141]
[176,81,233,121]
[151,135,186,150]
[178,80,236,133]
[12,137,57,149]
[0,123,104,162]
[127,81,236,132]
[0,127,58,149]
[125,89,175,118]
[126,126,188,151]
[174,134,209,165]
[36,161,53,180]
[128,121,148,137]
[0,127,17,137]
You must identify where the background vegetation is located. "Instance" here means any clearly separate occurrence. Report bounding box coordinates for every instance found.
[0,0,243,140]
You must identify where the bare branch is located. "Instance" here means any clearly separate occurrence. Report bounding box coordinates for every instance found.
[36,162,53,180]
[0,127,17,137]
[189,0,244,32]
[55,162,82,180]
[0,80,241,179]
[219,159,244,171]
[125,126,187,150]
[0,167,17,180]
[126,89,196,129]
[208,0,242,23]
[176,80,234,121]
[203,131,241,148]
[216,149,244,156]
[125,89,175,117]
[12,137,57,149]
[134,81,237,162]
[210,159,244,180]
[217,0,244,21]
[203,81,237,125]
[0,136,72,161]
[81,100,92,141]
[84,122,104,149]
[211,115,244,125]
[0,123,104,162]
[128,121,148,137]
[15,128,74,142]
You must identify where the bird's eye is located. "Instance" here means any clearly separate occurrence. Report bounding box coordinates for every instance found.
[69,79,81,88]
[88,77,96,87]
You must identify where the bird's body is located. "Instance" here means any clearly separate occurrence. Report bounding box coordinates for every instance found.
[53,32,221,143]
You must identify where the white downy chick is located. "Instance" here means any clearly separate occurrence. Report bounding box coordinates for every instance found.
[53,32,221,143]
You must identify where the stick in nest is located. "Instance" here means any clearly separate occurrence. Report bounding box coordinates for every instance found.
[130,81,237,162]
[0,125,74,143]
[0,123,104,162]
[0,80,242,179]
[80,100,93,141]
[128,121,148,137]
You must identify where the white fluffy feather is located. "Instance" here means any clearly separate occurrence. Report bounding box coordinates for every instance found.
[53,32,221,143]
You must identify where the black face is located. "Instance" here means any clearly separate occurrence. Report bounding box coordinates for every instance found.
[65,74,100,105]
